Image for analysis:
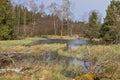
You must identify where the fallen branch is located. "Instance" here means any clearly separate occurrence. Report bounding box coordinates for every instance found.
[0,68,24,74]
[0,66,41,75]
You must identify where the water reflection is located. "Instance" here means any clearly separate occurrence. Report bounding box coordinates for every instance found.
[67,40,89,51]
[29,39,89,51]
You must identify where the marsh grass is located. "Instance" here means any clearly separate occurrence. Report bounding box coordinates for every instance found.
[0,72,23,80]
[0,37,45,48]
[0,62,73,80]
[79,44,120,53]
[41,35,80,39]
[0,37,120,80]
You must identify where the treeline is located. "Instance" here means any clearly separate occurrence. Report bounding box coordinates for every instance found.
[0,0,120,43]
[5,0,86,39]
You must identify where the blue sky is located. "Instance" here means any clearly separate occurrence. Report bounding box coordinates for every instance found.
[13,0,111,22]
[71,0,111,22]
[37,0,111,22]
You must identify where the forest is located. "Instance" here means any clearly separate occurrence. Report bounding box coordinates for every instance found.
[0,0,120,80]
[0,0,120,43]
[0,0,87,40]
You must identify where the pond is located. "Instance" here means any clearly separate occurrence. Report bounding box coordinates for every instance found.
[28,39,89,51]
[0,39,90,79]
[26,39,90,78]
[66,40,89,51]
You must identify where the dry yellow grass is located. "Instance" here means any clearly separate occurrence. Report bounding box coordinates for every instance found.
[0,46,26,53]
[79,44,120,55]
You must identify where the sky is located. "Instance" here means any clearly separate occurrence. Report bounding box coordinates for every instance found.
[36,0,111,22]
[71,0,111,22]
[12,0,112,22]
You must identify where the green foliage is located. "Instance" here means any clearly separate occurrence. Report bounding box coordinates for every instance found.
[0,25,12,40]
[0,0,13,40]
[103,27,117,42]
[86,11,100,40]
[104,0,117,25]
[88,11,98,27]
[100,25,110,38]
[101,0,120,43]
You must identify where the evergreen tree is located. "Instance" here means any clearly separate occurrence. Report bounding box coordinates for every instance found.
[86,11,100,41]
[0,0,13,40]
[104,0,117,26]
[101,0,120,43]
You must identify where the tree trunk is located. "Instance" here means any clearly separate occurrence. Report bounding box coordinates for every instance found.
[12,6,15,39]
[61,20,63,36]
[67,20,69,35]
[70,23,73,36]
[31,13,35,37]
[53,16,57,35]
[17,6,20,37]
[23,8,26,37]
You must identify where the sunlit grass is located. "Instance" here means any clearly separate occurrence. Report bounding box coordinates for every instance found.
[0,72,23,80]
[0,35,80,48]
[43,43,66,51]
[0,42,66,55]
[77,44,120,56]
[0,37,45,48]
[41,35,80,39]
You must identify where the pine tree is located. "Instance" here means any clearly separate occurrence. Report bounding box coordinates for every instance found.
[104,0,117,26]
[101,0,120,43]
[0,0,13,40]
[86,11,100,41]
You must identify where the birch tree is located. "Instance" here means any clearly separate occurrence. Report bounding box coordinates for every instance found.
[48,2,58,35]
[29,0,38,36]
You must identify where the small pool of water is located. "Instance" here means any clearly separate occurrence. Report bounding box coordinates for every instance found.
[29,39,89,51]
[67,40,89,51]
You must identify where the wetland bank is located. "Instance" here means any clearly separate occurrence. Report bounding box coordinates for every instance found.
[0,37,120,80]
